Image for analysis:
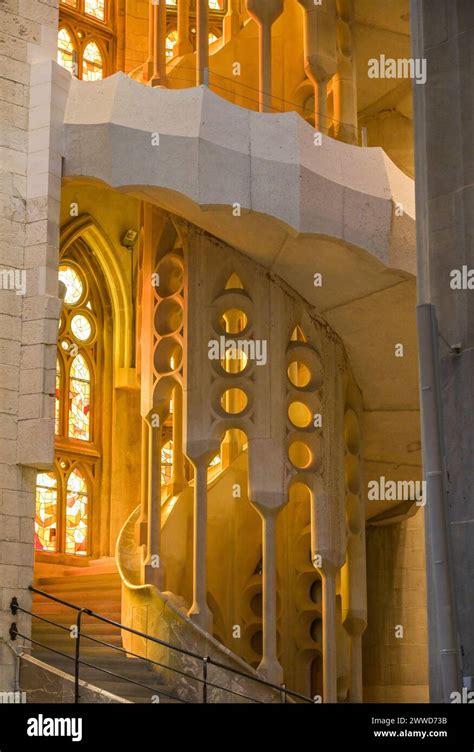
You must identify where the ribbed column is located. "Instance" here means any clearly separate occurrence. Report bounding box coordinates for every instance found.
[298,0,337,133]
[143,0,155,81]
[151,0,167,87]
[319,561,338,702]
[144,419,165,588]
[171,384,186,493]
[188,457,213,631]
[176,0,193,56]
[137,417,149,550]
[224,0,242,44]
[196,0,209,85]
[245,0,284,112]
[256,508,283,685]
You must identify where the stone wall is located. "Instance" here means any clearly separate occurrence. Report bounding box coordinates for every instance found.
[363,512,429,702]
[0,0,65,691]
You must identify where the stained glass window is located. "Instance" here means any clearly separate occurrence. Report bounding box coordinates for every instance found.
[65,469,88,555]
[71,314,92,342]
[166,30,178,59]
[209,32,219,45]
[35,473,58,553]
[61,0,77,6]
[161,440,173,485]
[57,29,76,75]
[208,0,224,8]
[82,41,103,81]
[69,354,91,440]
[84,0,105,20]
[59,266,83,305]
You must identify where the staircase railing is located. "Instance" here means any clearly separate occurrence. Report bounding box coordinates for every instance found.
[10,587,316,705]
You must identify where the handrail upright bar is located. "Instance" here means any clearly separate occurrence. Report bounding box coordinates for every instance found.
[74,609,85,704]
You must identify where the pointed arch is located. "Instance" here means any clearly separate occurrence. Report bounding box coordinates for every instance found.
[225,272,244,290]
[60,215,132,377]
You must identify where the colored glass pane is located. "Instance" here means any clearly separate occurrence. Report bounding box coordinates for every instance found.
[55,359,61,435]
[61,0,77,6]
[209,32,218,44]
[208,0,223,8]
[166,30,178,59]
[57,29,76,75]
[59,266,83,306]
[35,473,58,552]
[84,0,105,20]
[209,453,221,468]
[65,469,88,555]
[161,440,173,485]
[68,354,91,440]
[82,41,103,81]
[71,314,92,342]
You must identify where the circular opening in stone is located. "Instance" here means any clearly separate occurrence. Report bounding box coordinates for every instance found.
[287,361,311,388]
[220,388,248,415]
[220,347,248,374]
[288,401,312,429]
[155,298,183,336]
[219,308,248,335]
[310,618,322,643]
[310,580,322,604]
[250,593,262,618]
[154,338,183,374]
[250,630,263,655]
[345,454,361,495]
[288,441,312,469]
[156,256,184,298]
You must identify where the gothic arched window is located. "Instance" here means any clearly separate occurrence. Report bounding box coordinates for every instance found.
[57,0,113,79]
[35,260,102,559]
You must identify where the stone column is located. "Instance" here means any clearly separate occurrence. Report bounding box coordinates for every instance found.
[176,0,193,56]
[196,0,209,85]
[319,560,338,702]
[143,0,155,81]
[245,0,284,113]
[257,508,283,684]
[298,0,337,133]
[188,457,213,631]
[143,417,165,588]
[332,0,358,143]
[136,418,149,550]
[151,0,167,87]
[224,0,242,44]
[341,534,367,702]
[171,384,186,493]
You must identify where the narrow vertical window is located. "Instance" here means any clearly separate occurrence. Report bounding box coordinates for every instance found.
[66,469,88,555]
[69,354,91,441]
[82,41,104,81]
[35,473,58,553]
[57,29,76,75]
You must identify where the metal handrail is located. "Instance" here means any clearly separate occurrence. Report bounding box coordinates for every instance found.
[10,588,316,704]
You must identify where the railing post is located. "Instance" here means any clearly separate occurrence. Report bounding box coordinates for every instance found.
[74,609,84,704]
[202,656,209,703]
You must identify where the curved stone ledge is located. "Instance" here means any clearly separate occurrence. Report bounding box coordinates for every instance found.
[62,71,415,272]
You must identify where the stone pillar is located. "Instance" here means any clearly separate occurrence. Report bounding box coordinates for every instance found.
[245,0,284,112]
[177,0,193,56]
[224,0,242,44]
[410,0,471,701]
[298,0,337,133]
[257,508,283,684]
[171,385,186,493]
[143,0,155,81]
[151,0,167,87]
[188,457,213,631]
[196,0,209,85]
[332,0,358,143]
[341,534,367,702]
[143,418,165,588]
[136,418,149,549]
[318,561,338,702]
